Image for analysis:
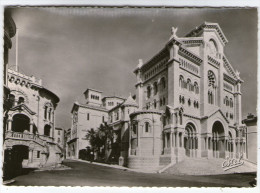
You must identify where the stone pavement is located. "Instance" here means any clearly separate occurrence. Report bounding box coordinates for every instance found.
[7,159,256,187]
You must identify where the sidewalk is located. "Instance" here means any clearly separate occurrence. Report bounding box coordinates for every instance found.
[68,158,158,173]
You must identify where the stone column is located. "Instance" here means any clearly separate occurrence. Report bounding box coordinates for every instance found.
[137,124,141,155]
[176,131,179,148]
[29,120,34,133]
[7,118,12,131]
[205,137,208,150]
[129,124,132,156]
[28,149,33,163]
[169,132,172,148]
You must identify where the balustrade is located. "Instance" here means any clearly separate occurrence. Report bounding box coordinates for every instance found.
[5,131,54,146]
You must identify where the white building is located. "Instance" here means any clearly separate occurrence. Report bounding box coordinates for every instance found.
[3,69,63,170]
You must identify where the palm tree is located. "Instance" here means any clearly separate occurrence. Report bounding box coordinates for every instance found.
[86,128,98,149]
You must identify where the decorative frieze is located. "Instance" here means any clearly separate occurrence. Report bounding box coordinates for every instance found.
[179,57,199,75]
[208,55,220,68]
[178,47,203,65]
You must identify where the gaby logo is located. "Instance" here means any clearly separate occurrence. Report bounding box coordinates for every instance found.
[222,154,244,171]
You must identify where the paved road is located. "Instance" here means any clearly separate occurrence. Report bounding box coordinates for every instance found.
[9,159,256,187]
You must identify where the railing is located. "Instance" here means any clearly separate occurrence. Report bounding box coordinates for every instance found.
[5,131,54,146]
[39,135,54,143]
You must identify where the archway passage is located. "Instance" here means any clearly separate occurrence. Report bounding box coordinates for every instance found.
[184,123,197,157]
[212,121,225,158]
[11,114,30,133]
[3,145,29,180]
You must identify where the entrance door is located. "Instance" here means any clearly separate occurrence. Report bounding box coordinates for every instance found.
[212,121,225,158]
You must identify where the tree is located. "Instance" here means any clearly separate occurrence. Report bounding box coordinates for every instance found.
[85,123,114,161]
[85,128,99,150]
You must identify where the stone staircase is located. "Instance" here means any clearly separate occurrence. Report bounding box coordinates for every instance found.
[163,158,257,175]
[45,143,62,167]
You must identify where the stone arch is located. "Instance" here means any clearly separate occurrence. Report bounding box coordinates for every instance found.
[208,70,217,87]
[43,102,53,121]
[184,122,198,157]
[11,114,30,133]
[210,118,227,136]
[146,85,152,99]
[153,81,158,95]
[10,89,29,104]
[211,120,226,158]
[208,38,218,53]
[159,76,167,90]
[179,75,184,88]
[184,119,199,133]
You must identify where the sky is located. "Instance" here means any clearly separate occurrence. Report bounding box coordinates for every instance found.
[6,7,258,130]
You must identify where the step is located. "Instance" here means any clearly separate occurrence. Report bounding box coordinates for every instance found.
[164,158,256,175]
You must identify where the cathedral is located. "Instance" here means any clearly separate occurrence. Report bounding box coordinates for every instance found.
[128,22,246,170]
[69,22,247,171]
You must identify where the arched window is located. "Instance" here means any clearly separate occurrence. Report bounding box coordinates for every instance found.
[133,123,137,134]
[161,77,166,90]
[160,99,162,106]
[147,86,151,98]
[208,39,218,56]
[188,98,191,106]
[187,79,191,91]
[179,112,183,125]
[208,70,216,87]
[44,106,48,120]
[208,91,213,104]
[179,95,182,103]
[230,98,233,108]
[154,99,157,109]
[225,96,229,106]
[162,97,166,105]
[145,122,150,133]
[182,96,185,104]
[153,82,158,95]
[49,108,52,121]
[44,125,51,136]
[194,82,199,94]
[18,97,25,105]
[179,75,184,88]
[9,94,15,107]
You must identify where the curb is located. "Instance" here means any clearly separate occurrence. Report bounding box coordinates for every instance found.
[68,159,157,173]
[3,179,15,185]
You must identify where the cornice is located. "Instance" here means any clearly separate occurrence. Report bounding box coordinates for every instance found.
[222,55,238,80]
[141,48,169,72]
[185,22,228,45]
[223,73,236,85]
[178,46,203,65]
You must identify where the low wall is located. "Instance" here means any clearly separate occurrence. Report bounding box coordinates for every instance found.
[128,156,160,169]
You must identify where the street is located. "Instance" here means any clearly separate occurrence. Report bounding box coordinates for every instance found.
[8,159,256,187]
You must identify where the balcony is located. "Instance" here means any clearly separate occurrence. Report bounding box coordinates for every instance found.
[5,131,54,146]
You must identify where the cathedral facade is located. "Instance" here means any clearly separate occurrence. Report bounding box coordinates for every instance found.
[128,22,246,169]
[68,22,247,171]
